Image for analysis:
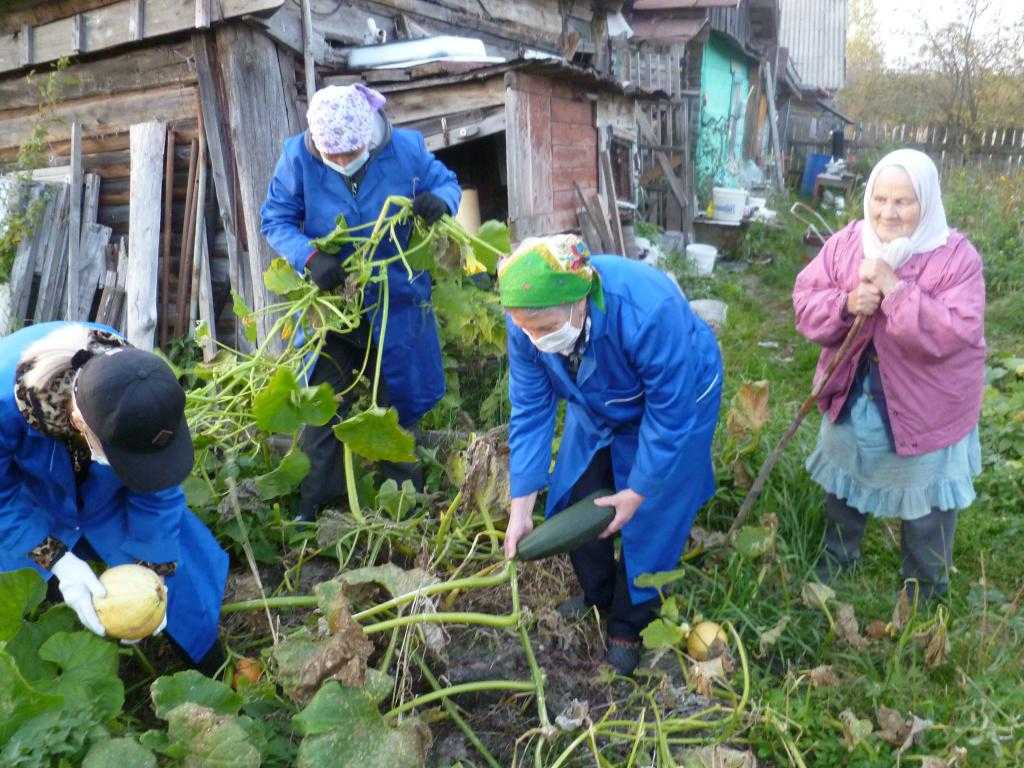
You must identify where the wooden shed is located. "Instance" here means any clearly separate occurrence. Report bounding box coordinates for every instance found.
[0,0,696,350]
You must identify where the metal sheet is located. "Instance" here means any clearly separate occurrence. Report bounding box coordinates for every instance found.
[777,0,847,92]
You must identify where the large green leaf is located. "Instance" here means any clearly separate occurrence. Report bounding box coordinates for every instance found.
[375,479,417,519]
[38,631,124,719]
[0,706,94,766]
[470,219,510,274]
[253,370,336,435]
[0,568,46,642]
[0,651,63,747]
[310,212,351,255]
[252,368,302,433]
[733,525,775,560]
[333,407,416,463]
[164,703,261,768]
[151,670,242,720]
[404,226,437,272]
[82,737,157,768]
[633,568,687,591]
[5,605,77,683]
[263,257,307,297]
[255,446,310,501]
[293,682,429,768]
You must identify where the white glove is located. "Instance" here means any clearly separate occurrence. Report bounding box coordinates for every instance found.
[120,613,167,646]
[51,551,107,637]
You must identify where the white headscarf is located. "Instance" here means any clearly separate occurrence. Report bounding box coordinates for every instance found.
[861,148,950,269]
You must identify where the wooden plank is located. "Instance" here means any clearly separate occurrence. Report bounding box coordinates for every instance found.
[0,40,196,111]
[528,90,553,218]
[71,14,84,55]
[176,137,200,338]
[575,182,611,251]
[33,183,71,321]
[215,22,292,348]
[0,0,286,75]
[66,121,83,319]
[111,236,129,331]
[160,127,176,346]
[277,44,305,133]
[638,113,687,212]
[193,30,248,343]
[382,78,507,125]
[80,172,100,229]
[0,84,198,152]
[599,148,626,256]
[125,121,165,350]
[504,81,533,239]
[300,0,316,99]
[0,180,49,330]
[77,221,112,318]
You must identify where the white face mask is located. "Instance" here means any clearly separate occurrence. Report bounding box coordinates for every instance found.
[531,304,582,355]
[325,149,369,177]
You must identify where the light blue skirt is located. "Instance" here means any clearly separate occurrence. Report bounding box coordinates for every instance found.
[806,387,982,521]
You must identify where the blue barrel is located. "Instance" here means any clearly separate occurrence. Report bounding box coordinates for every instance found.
[801,153,831,197]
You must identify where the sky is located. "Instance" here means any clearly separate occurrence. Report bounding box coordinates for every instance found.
[866,0,1024,67]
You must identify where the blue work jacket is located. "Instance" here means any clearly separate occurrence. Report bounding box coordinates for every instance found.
[259,125,461,425]
[507,257,724,603]
[0,322,227,662]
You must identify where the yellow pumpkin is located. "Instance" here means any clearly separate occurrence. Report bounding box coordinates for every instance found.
[93,564,167,640]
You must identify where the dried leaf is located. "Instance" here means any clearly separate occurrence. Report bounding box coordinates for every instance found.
[726,380,770,438]
[689,656,731,698]
[690,526,728,550]
[890,588,913,633]
[839,709,873,750]
[876,707,931,752]
[756,614,790,657]
[914,609,951,668]
[835,602,870,649]
[866,619,890,640]
[801,581,836,612]
[806,665,840,688]
[554,699,590,731]
[272,586,373,704]
[681,745,757,767]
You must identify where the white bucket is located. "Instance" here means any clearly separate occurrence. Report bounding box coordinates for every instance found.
[712,187,748,223]
[685,243,718,276]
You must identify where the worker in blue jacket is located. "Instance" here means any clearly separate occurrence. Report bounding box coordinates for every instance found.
[499,236,723,675]
[0,322,227,668]
[260,83,461,521]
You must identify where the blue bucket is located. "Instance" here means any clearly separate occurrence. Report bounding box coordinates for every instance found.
[801,153,831,197]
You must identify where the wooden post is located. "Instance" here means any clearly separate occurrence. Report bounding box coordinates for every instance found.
[301,0,317,99]
[193,31,248,346]
[71,14,84,56]
[763,62,785,191]
[126,121,166,351]
[66,121,83,319]
[188,136,208,330]
[78,223,112,319]
[19,24,32,67]
[599,147,626,256]
[195,0,211,29]
[128,0,144,41]
[159,127,176,346]
[176,137,200,337]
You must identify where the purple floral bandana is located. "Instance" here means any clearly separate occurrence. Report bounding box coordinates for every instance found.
[307,83,387,155]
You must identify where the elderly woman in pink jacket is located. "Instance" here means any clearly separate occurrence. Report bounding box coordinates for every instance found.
[793,149,986,602]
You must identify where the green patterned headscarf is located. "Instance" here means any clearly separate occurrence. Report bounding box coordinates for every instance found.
[498,235,604,311]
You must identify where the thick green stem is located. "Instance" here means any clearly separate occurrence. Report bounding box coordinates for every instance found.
[353,561,512,621]
[386,679,535,718]
[364,610,518,634]
[343,445,366,524]
[221,595,319,614]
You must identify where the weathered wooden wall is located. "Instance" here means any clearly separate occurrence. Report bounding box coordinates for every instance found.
[505,71,599,239]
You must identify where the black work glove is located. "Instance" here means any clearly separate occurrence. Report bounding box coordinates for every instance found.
[412,191,448,225]
[306,251,345,292]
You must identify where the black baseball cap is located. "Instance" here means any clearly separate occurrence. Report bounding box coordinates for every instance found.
[74,349,194,493]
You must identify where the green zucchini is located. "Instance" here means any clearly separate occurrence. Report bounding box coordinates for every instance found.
[515,489,615,561]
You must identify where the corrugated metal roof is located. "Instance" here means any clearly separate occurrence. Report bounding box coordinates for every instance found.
[777,0,847,92]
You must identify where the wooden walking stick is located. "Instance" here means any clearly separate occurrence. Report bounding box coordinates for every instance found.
[728,315,866,538]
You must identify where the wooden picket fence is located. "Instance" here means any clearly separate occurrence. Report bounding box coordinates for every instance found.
[787,116,1024,177]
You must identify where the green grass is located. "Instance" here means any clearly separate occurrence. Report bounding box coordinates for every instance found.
[663,185,1024,766]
